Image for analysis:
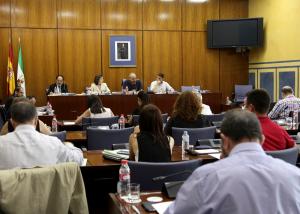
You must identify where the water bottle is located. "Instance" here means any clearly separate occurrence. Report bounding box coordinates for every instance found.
[117,159,130,199]
[51,115,58,132]
[182,131,190,154]
[119,114,125,129]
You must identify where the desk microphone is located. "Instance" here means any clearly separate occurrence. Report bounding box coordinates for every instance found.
[152,170,192,182]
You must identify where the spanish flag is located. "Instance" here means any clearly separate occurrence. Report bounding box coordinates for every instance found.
[7,40,15,96]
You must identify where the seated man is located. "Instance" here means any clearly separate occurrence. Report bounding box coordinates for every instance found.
[0,102,83,169]
[165,109,300,214]
[122,73,143,92]
[150,73,174,94]
[46,75,68,95]
[268,86,300,119]
[245,89,294,151]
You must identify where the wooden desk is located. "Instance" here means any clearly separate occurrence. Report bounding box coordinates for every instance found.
[108,192,171,214]
[48,93,222,120]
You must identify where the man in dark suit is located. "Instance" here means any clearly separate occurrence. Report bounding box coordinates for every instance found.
[46,75,68,95]
[122,73,143,92]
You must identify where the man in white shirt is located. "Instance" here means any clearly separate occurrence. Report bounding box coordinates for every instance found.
[165,109,300,214]
[150,73,174,94]
[0,101,83,170]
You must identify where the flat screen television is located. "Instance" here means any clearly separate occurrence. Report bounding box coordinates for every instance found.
[207,18,263,48]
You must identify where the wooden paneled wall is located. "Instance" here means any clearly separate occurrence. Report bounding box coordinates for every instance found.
[0,0,249,106]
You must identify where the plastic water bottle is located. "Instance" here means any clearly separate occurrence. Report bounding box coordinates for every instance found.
[119,114,125,129]
[51,115,58,132]
[117,160,130,199]
[182,131,190,154]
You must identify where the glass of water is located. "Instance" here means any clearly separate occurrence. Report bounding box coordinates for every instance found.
[128,183,140,203]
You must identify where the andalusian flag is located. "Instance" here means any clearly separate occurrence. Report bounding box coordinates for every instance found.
[17,39,26,96]
[7,40,15,96]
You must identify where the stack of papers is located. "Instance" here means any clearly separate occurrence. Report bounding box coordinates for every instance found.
[194,149,220,155]
[102,149,129,161]
[152,201,173,214]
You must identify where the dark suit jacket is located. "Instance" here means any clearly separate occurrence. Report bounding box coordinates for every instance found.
[46,83,68,95]
[122,80,143,91]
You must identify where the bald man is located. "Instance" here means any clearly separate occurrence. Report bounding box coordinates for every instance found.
[122,73,143,92]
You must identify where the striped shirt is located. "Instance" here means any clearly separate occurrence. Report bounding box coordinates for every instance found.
[268,95,300,119]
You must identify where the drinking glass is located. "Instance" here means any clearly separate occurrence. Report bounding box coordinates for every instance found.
[127,183,140,203]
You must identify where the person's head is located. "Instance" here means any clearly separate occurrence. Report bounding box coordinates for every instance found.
[27,96,36,105]
[139,104,168,146]
[281,86,294,98]
[156,73,164,83]
[220,109,264,157]
[14,87,24,97]
[94,74,104,85]
[245,89,270,116]
[56,75,64,86]
[128,73,137,84]
[10,101,38,128]
[137,91,150,107]
[173,91,202,121]
[87,95,105,114]
[197,93,204,106]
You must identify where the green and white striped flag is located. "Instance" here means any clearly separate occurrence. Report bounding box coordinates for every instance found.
[17,39,26,96]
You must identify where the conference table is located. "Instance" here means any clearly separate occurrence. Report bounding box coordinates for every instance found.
[81,147,217,214]
[48,92,222,120]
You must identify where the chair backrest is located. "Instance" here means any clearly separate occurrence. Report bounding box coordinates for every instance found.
[266,147,299,165]
[205,113,225,124]
[234,84,253,102]
[172,126,216,145]
[128,160,201,191]
[82,116,119,130]
[112,143,129,150]
[181,86,200,92]
[50,131,67,142]
[87,127,134,150]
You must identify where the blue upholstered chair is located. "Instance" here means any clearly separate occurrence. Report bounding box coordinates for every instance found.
[172,126,216,145]
[50,131,67,142]
[205,113,225,124]
[87,127,134,150]
[82,116,119,130]
[128,160,201,191]
[266,147,299,165]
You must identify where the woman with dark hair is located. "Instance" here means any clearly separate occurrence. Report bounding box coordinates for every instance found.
[128,91,151,125]
[129,104,174,162]
[164,91,210,136]
[90,74,111,94]
[74,95,114,124]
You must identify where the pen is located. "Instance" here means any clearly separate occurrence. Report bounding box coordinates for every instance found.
[132,205,140,214]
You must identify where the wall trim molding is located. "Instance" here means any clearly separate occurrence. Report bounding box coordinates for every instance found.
[249,59,300,65]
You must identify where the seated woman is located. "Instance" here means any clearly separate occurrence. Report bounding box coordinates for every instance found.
[129,104,174,162]
[127,91,150,125]
[164,91,210,136]
[197,93,213,115]
[1,97,51,135]
[90,74,111,94]
[74,95,114,125]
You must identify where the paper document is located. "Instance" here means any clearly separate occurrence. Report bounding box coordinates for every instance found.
[152,201,173,214]
[194,149,219,154]
[63,121,75,125]
[81,158,88,166]
[209,153,221,159]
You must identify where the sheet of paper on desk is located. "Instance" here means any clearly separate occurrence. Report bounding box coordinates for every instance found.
[63,121,75,125]
[194,149,219,154]
[152,201,173,214]
[209,153,221,159]
[81,158,88,166]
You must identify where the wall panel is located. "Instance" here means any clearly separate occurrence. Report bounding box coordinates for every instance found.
[58,29,101,94]
[182,0,219,31]
[143,31,182,90]
[143,0,181,30]
[11,29,58,105]
[0,0,10,27]
[220,0,249,19]
[102,30,142,92]
[101,0,142,30]
[0,28,9,102]
[57,0,101,29]
[11,0,57,28]
[182,32,219,91]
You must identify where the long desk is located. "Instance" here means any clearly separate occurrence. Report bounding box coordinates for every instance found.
[48,92,222,120]
[81,147,217,214]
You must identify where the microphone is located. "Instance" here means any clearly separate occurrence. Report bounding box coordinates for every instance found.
[152,170,192,182]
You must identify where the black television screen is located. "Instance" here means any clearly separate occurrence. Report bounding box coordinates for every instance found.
[207,18,263,48]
